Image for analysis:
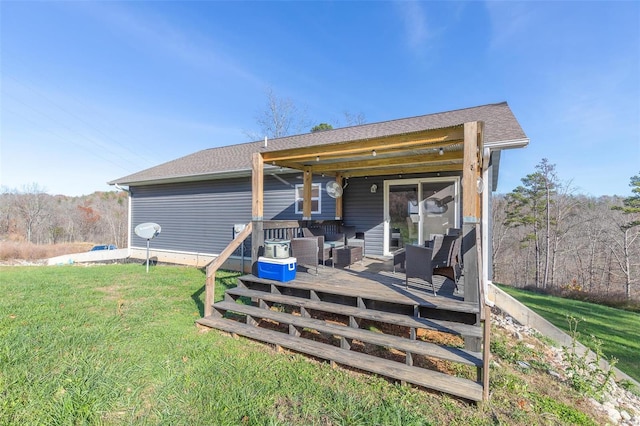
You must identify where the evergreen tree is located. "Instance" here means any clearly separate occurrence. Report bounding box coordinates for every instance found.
[505,159,558,288]
[611,172,640,299]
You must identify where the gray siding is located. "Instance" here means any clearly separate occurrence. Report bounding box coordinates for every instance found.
[130,173,337,254]
[343,172,463,257]
[343,178,385,256]
[131,170,480,259]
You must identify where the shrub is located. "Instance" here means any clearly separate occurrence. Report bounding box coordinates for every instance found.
[0,241,93,261]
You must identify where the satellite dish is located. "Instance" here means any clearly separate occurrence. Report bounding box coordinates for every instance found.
[326,180,343,198]
[135,222,161,240]
[135,222,161,273]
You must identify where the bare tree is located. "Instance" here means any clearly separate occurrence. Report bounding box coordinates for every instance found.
[248,88,310,139]
[491,195,510,282]
[341,111,367,126]
[12,183,50,243]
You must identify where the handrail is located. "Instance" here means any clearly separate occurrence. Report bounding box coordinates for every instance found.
[204,222,253,317]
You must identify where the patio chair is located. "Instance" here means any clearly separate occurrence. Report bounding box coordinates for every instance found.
[406,217,418,244]
[341,225,365,254]
[302,228,344,267]
[290,238,319,275]
[430,234,461,291]
[405,245,436,295]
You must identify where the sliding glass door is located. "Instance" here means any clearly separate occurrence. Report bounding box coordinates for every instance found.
[384,177,460,255]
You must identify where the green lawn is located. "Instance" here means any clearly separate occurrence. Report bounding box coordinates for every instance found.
[496,284,640,383]
[0,264,605,425]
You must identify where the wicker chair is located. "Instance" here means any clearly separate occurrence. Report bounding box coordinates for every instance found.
[301,228,344,267]
[341,225,365,254]
[405,245,435,295]
[290,238,319,274]
[430,234,461,291]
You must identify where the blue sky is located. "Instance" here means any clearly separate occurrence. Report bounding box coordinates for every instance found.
[1,1,638,197]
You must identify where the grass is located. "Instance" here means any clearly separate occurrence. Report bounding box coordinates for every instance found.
[0,264,611,425]
[496,283,640,383]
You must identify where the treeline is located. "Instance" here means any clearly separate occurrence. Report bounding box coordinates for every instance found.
[0,183,128,249]
[492,160,639,304]
[2,164,638,305]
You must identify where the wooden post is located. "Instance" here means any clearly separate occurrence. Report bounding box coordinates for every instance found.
[462,121,482,352]
[252,220,264,266]
[483,307,491,401]
[303,167,312,220]
[335,174,343,220]
[462,121,481,303]
[204,264,216,318]
[252,153,264,220]
[252,153,264,266]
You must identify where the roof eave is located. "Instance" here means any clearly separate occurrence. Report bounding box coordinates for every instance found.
[108,170,252,187]
[109,138,530,187]
[107,165,291,187]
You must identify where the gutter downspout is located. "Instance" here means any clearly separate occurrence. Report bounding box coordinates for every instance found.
[481,137,529,306]
[482,148,495,308]
[115,184,132,256]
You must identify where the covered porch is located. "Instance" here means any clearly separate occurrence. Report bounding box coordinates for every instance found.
[250,121,486,307]
[199,122,492,402]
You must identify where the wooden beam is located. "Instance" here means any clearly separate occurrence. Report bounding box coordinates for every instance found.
[252,153,264,220]
[307,151,463,173]
[283,140,464,165]
[335,174,343,220]
[303,167,312,220]
[262,127,464,162]
[342,162,463,178]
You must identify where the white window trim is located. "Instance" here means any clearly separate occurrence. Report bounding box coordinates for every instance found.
[294,183,322,214]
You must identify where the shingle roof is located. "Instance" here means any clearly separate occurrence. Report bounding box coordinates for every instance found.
[109,102,527,186]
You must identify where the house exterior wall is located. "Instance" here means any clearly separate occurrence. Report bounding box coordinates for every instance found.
[343,177,385,256]
[129,170,472,262]
[129,173,337,256]
[343,172,463,257]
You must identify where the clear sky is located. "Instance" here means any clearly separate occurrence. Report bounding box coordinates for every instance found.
[1,1,638,197]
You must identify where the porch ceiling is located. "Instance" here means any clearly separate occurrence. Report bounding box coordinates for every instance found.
[261,125,466,178]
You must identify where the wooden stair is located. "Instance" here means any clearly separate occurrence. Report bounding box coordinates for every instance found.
[197,274,486,402]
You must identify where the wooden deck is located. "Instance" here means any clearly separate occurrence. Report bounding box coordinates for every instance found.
[197,257,487,402]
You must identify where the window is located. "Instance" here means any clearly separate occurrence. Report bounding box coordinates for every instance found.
[295,183,321,214]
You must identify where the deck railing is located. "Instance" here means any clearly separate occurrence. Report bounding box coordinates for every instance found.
[253,220,343,262]
[204,220,343,317]
[204,222,253,317]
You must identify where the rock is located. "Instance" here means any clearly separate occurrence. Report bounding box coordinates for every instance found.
[604,405,622,424]
[548,370,562,379]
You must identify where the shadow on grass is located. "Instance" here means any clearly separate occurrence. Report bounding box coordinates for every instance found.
[191,269,243,317]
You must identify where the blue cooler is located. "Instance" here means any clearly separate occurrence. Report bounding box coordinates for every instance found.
[257,256,297,282]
